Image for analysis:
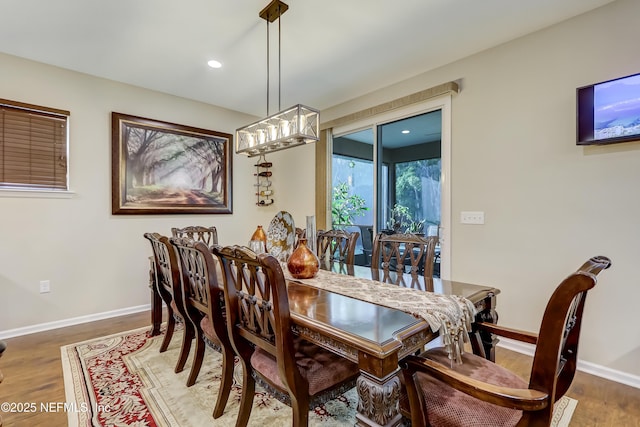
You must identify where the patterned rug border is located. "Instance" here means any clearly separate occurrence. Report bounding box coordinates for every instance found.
[61,326,577,426]
[61,326,153,427]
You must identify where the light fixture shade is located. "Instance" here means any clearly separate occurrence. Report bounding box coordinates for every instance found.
[235,104,319,157]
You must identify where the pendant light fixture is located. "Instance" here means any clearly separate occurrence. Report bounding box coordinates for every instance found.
[235,0,320,157]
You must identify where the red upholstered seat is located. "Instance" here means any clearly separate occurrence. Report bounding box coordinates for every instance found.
[413,348,524,427]
[200,316,223,349]
[251,337,359,400]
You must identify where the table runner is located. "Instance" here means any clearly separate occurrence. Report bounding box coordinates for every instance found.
[283,266,477,363]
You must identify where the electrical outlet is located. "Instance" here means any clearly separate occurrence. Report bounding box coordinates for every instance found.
[460,211,485,225]
[40,280,51,293]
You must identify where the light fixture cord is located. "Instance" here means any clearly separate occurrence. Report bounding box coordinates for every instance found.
[265,3,283,116]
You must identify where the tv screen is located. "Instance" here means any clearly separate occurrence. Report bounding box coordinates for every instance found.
[576,72,640,145]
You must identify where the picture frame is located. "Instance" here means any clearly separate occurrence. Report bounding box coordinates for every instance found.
[111,112,233,214]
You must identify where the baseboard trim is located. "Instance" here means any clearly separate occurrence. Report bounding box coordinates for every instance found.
[0,304,151,340]
[498,338,640,390]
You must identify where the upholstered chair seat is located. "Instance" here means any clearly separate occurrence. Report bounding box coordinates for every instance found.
[200,316,223,349]
[407,348,526,426]
[251,337,359,406]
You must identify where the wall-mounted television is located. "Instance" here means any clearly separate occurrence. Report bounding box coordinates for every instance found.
[576,72,640,145]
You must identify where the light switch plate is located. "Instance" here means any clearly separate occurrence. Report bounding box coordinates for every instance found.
[40,280,51,293]
[460,211,484,224]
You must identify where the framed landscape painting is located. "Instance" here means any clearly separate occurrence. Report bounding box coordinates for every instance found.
[111,113,232,214]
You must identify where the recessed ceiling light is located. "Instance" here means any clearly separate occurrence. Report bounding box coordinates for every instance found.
[207,59,222,69]
[401,130,410,134]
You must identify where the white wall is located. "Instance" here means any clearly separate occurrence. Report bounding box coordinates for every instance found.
[324,0,640,377]
[0,54,316,333]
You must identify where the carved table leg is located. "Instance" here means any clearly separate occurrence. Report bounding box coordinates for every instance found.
[355,370,403,427]
[149,257,162,336]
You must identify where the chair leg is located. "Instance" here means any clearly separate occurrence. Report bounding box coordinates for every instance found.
[159,307,175,353]
[174,320,194,373]
[235,361,255,427]
[291,395,310,427]
[186,333,205,387]
[213,347,235,418]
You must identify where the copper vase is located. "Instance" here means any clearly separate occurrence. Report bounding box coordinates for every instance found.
[250,225,267,253]
[287,238,319,279]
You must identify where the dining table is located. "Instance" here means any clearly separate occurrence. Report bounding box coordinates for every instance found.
[148,259,500,427]
[283,263,500,427]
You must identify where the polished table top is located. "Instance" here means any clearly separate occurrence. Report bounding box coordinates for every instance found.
[286,264,500,356]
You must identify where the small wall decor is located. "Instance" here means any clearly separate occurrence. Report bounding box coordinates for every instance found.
[254,155,274,206]
[111,112,233,214]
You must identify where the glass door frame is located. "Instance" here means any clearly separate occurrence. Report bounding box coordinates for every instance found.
[329,94,452,279]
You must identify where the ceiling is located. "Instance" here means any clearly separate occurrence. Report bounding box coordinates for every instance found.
[0,0,614,118]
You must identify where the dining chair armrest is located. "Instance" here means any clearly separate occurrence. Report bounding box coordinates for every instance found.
[476,322,538,345]
[402,355,549,411]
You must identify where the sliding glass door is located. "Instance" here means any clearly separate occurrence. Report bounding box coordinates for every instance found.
[377,111,441,234]
[329,97,451,277]
[331,128,375,266]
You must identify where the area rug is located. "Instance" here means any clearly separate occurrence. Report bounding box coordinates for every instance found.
[61,327,577,426]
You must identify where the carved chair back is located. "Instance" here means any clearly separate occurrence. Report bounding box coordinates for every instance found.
[529,255,611,406]
[295,227,306,248]
[143,232,191,358]
[371,232,438,278]
[169,237,225,338]
[171,226,219,247]
[316,229,360,265]
[214,246,299,376]
[144,232,182,306]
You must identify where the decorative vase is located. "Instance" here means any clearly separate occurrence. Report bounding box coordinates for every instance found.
[287,238,319,279]
[250,225,267,253]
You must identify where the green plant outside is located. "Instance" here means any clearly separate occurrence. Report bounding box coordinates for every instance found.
[331,182,368,228]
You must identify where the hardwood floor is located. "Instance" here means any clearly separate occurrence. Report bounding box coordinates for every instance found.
[0,311,639,426]
[0,312,149,426]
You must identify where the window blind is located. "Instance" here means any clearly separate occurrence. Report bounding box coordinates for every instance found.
[0,99,69,191]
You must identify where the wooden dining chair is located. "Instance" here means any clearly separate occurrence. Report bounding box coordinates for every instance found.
[211,245,360,427]
[371,232,439,278]
[400,255,612,427]
[143,232,193,373]
[169,237,235,418]
[171,225,219,247]
[294,227,306,247]
[316,229,360,265]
